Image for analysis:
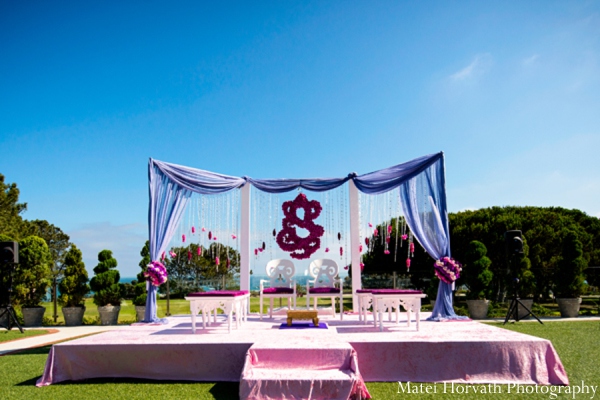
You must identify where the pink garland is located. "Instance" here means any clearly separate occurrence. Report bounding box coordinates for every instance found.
[144,261,168,287]
[434,257,462,284]
[276,193,324,260]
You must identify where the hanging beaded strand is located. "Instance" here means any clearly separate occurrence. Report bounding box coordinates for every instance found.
[394,189,400,262]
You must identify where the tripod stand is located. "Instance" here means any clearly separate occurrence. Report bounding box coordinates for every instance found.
[0,262,24,333]
[503,276,543,325]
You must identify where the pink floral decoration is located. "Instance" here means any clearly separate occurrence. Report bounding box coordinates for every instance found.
[325,247,330,252]
[182,234,186,243]
[410,242,415,253]
[191,226,196,233]
[434,257,462,284]
[215,257,220,266]
[401,234,408,240]
[359,245,363,252]
[384,250,390,254]
[202,227,206,232]
[187,251,192,261]
[231,234,237,239]
[368,223,373,228]
[197,246,202,256]
[340,247,343,256]
[169,251,176,258]
[144,261,167,287]
[373,229,378,237]
[276,193,324,260]
[387,225,392,234]
[360,262,365,271]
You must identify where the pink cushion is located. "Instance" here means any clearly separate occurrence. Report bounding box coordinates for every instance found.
[370,289,423,295]
[262,287,294,294]
[308,287,340,294]
[356,289,372,294]
[187,290,249,297]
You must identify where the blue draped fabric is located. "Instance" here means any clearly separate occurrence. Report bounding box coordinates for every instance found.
[145,152,455,322]
[353,152,443,194]
[399,156,467,321]
[144,160,194,322]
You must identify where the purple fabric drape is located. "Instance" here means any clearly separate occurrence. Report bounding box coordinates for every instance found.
[145,161,193,323]
[146,152,451,322]
[399,157,466,321]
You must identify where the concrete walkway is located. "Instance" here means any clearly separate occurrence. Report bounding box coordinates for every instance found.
[0,325,123,355]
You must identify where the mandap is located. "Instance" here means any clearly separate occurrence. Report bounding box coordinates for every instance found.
[144,151,463,323]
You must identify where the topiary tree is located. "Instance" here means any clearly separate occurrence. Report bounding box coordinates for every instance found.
[13,236,52,307]
[58,245,90,307]
[515,238,536,298]
[554,230,587,298]
[464,240,493,300]
[89,250,123,306]
[132,241,150,307]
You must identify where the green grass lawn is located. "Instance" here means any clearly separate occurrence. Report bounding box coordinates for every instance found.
[0,329,50,343]
[0,320,598,399]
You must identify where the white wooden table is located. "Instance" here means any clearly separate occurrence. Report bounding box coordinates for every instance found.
[185,291,250,333]
[368,290,426,332]
[356,289,374,324]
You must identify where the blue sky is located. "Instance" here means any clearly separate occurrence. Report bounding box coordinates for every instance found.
[1,1,599,277]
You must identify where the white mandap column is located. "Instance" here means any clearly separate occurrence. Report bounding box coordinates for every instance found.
[348,179,362,312]
[240,184,251,297]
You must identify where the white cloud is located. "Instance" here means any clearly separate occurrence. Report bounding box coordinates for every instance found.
[68,222,148,279]
[450,53,493,81]
[522,54,540,66]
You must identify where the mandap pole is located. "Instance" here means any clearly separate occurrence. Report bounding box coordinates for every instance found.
[348,180,362,312]
[240,184,251,305]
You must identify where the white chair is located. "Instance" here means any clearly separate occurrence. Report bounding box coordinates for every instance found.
[305,259,343,320]
[259,259,296,319]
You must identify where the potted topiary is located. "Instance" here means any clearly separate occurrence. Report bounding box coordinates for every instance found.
[14,236,52,327]
[89,250,124,325]
[554,230,587,318]
[463,240,493,319]
[132,241,150,322]
[58,245,90,326]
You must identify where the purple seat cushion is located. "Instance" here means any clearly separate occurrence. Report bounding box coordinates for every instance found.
[262,287,294,294]
[187,290,249,297]
[370,289,423,295]
[356,289,373,294]
[308,287,340,294]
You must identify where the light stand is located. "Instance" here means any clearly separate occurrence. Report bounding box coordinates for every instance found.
[503,254,542,325]
[0,261,24,333]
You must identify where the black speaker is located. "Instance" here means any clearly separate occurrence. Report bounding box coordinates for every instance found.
[504,230,523,255]
[0,242,18,264]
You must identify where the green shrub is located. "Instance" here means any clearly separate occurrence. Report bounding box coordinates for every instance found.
[464,240,493,300]
[89,250,124,306]
[554,230,587,298]
[13,236,52,307]
[132,241,150,307]
[58,245,90,307]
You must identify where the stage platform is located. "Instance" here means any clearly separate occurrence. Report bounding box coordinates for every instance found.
[37,312,569,388]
